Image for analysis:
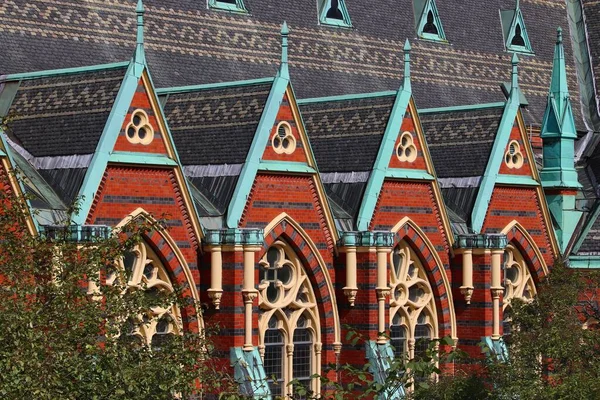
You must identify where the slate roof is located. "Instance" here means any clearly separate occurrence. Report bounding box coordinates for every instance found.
[161,81,273,166]
[0,0,582,131]
[582,0,600,122]
[300,94,396,173]
[0,66,126,157]
[576,211,600,255]
[420,105,505,178]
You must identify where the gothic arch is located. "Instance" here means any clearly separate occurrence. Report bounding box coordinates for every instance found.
[502,220,548,284]
[115,208,203,332]
[262,212,341,348]
[390,217,457,342]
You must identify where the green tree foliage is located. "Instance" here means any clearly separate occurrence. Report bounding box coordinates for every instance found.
[0,190,232,399]
[416,262,600,400]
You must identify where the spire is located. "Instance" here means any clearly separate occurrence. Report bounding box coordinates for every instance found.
[278,21,289,79]
[540,27,581,252]
[403,39,412,91]
[550,27,569,117]
[134,0,145,69]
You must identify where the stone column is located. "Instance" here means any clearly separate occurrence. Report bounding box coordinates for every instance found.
[376,247,391,344]
[207,246,223,309]
[460,249,474,304]
[491,249,504,340]
[242,245,260,351]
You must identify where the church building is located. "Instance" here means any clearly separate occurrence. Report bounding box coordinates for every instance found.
[1,0,600,397]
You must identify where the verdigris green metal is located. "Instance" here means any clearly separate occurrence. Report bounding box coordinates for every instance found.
[471,54,521,234]
[226,23,290,229]
[540,28,582,253]
[108,152,178,166]
[569,256,600,269]
[205,228,264,246]
[258,160,316,174]
[0,81,20,116]
[0,127,41,233]
[156,77,274,95]
[420,102,505,114]
[414,0,447,42]
[2,61,129,81]
[319,0,353,28]
[356,40,413,231]
[496,174,538,186]
[297,90,397,105]
[209,0,247,13]
[72,2,148,225]
[230,347,271,399]
[501,0,534,54]
[454,233,507,249]
[571,201,600,255]
[386,168,434,180]
[340,231,394,247]
[365,340,405,399]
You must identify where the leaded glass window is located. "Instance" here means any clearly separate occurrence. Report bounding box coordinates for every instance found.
[264,317,285,397]
[106,241,180,347]
[503,245,536,339]
[389,241,437,360]
[259,240,321,397]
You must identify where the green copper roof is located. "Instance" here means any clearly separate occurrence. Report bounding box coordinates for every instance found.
[356,41,413,231]
[471,55,521,233]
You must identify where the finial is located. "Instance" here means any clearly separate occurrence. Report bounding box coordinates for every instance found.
[511,53,519,93]
[278,21,289,79]
[557,26,563,44]
[403,39,411,90]
[516,0,520,9]
[136,1,145,53]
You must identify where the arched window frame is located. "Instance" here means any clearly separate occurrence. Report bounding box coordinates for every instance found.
[105,241,182,347]
[258,240,322,398]
[502,244,536,338]
[388,240,439,361]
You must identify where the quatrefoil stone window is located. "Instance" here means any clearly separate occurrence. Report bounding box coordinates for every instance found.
[126,109,154,145]
[260,245,295,304]
[272,122,296,155]
[396,132,418,163]
[505,140,524,169]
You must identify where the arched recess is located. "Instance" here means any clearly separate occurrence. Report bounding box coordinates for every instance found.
[390,217,457,342]
[262,212,341,346]
[115,208,203,333]
[502,220,549,284]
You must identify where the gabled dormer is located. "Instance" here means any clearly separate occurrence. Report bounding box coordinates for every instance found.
[414,0,447,42]
[501,0,533,54]
[318,0,352,28]
[208,0,247,14]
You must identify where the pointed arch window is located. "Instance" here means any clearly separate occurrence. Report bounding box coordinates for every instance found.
[414,0,447,42]
[318,0,352,28]
[208,0,247,13]
[106,241,181,348]
[258,240,321,398]
[502,244,536,339]
[388,241,438,361]
[501,3,534,54]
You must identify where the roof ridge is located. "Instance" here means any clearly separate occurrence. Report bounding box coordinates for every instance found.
[1,62,130,82]
[156,77,275,95]
[298,90,398,105]
[420,102,507,114]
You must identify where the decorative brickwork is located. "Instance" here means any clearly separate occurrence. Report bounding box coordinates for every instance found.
[388,111,427,171]
[114,77,169,155]
[483,186,555,266]
[262,92,308,164]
